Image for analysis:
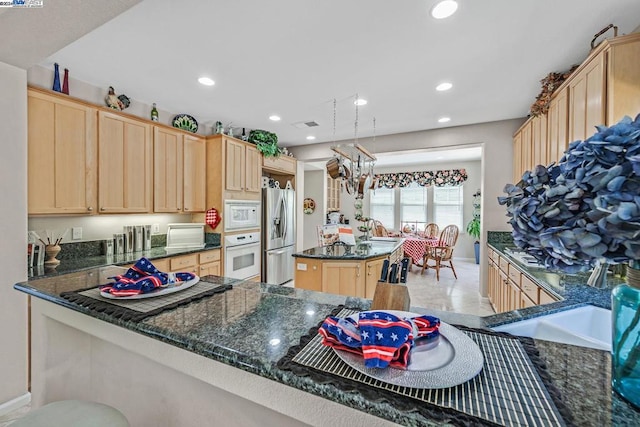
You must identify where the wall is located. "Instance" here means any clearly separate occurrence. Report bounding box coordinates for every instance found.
[290,118,523,296]
[302,170,326,250]
[339,160,480,260]
[0,61,29,410]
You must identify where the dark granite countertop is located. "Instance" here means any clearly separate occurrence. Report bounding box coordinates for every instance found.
[14,265,640,426]
[293,238,403,260]
[28,244,222,280]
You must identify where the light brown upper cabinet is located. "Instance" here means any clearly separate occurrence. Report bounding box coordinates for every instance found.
[531,114,548,168]
[27,89,97,215]
[98,111,152,213]
[568,53,605,143]
[225,138,261,196]
[153,128,206,213]
[546,87,569,163]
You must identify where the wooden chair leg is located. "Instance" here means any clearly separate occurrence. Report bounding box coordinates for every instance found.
[450,260,457,279]
[421,256,427,275]
[435,259,441,281]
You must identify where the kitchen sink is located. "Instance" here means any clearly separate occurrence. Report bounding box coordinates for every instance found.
[491,305,611,351]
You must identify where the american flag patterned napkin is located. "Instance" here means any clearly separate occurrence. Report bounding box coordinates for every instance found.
[319,311,440,369]
[100,257,195,297]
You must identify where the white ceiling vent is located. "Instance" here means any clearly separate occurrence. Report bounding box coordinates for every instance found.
[292,120,319,129]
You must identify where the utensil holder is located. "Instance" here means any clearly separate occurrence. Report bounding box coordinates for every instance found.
[371,281,410,311]
[44,244,61,266]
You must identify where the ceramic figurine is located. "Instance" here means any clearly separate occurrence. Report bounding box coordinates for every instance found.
[105,86,130,110]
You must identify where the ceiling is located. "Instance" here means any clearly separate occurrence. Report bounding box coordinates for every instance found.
[4,1,640,150]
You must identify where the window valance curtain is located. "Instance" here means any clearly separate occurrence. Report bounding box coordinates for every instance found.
[374,169,468,189]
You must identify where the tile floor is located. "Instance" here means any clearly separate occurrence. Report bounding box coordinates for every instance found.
[0,259,491,424]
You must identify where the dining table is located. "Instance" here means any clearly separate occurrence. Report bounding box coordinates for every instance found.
[399,233,439,270]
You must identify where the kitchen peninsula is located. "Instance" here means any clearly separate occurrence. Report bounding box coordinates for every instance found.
[292,237,404,298]
[14,262,640,426]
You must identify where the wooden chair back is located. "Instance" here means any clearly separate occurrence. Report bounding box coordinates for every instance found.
[436,225,459,260]
[424,223,439,238]
[371,220,389,237]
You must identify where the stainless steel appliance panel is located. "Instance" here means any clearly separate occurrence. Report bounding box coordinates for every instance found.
[264,188,295,250]
[265,245,295,285]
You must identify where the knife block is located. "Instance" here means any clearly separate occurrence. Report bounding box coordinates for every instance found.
[371,281,411,311]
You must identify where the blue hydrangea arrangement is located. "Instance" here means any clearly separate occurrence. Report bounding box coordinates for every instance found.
[498,114,640,273]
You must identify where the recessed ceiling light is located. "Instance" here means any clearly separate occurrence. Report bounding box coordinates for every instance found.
[431,0,458,19]
[438,117,451,123]
[436,82,453,91]
[306,136,316,140]
[354,99,368,106]
[269,115,281,121]
[198,77,215,86]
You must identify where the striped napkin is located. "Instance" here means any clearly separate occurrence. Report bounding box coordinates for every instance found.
[100,257,195,297]
[319,311,440,369]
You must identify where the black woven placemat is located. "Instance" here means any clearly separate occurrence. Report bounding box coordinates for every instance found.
[61,277,235,322]
[278,307,575,427]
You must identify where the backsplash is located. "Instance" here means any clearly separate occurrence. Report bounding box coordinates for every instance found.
[57,233,220,260]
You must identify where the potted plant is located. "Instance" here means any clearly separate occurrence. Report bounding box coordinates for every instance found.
[466,191,481,264]
[248,129,280,158]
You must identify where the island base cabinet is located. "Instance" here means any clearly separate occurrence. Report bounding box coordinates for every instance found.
[30,299,395,427]
[322,262,364,297]
[294,258,323,292]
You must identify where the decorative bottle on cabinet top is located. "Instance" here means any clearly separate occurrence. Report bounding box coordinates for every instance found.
[52,63,61,92]
[151,103,159,122]
[62,68,69,95]
[612,260,640,409]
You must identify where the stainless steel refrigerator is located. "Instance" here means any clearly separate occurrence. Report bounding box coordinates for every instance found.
[262,188,296,285]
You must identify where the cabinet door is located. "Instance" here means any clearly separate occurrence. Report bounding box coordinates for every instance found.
[521,120,533,173]
[569,53,605,143]
[98,111,152,213]
[512,132,522,184]
[199,261,221,277]
[322,262,364,297]
[365,258,386,299]
[294,258,323,292]
[183,134,206,212]
[244,144,262,193]
[225,138,245,191]
[531,115,547,168]
[153,127,183,213]
[28,90,97,214]
[547,87,569,165]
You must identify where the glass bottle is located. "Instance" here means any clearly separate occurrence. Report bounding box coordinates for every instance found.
[151,103,159,122]
[612,260,640,409]
[52,63,61,92]
[62,68,69,95]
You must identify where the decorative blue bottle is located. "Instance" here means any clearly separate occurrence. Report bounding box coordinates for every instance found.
[52,63,61,92]
[612,260,640,409]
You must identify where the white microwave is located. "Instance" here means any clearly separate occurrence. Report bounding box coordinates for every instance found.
[224,200,260,231]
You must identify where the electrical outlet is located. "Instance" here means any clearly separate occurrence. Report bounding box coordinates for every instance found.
[152,223,160,234]
[72,227,82,240]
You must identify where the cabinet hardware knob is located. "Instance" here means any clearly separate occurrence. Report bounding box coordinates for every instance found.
[100,207,105,211]
[87,207,93,212]
[184,207,189,211]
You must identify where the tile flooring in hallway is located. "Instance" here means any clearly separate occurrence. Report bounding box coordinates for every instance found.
[405,258,495,317]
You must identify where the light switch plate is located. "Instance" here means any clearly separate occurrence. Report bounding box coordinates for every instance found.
[297,263,307,271]
[152,223,160,233]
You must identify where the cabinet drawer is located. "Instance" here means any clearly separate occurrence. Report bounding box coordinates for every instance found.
[508,264,522,284]
[263,155,296,174]
[520,275,539,303]
[170,254,198,271]
[199,249,221,265]
[152,258,170,273]
[499,257,509,273]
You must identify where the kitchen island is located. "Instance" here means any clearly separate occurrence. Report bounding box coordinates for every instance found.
[292,237,404,298]
[14,264,640,426]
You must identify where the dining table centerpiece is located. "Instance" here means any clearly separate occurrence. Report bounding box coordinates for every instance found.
[498,114,640,408]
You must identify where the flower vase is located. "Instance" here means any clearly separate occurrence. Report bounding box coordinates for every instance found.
[612,260,640,409]
[62,68,69,94]
[52,63,61,92]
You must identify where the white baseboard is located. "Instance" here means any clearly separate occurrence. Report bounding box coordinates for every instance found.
[0,392,31,417]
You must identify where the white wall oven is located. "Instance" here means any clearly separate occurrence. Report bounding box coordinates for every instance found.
[224,232,260,280]
[224,200,260,232]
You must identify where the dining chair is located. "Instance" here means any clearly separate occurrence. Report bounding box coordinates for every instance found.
[371,219,389,237]
[424,223,439,238]
[421,224,459,280]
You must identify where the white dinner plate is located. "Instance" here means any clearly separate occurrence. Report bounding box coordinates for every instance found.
[334,310,484,389]
[100,275,200,300]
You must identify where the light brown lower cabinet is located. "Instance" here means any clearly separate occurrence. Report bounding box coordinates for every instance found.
[487,246,560,313]
[295,249,403,298]
[121,249,221,277]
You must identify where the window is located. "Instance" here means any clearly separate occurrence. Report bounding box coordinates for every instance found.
[400,183,427,231]
[433,185,464,229]
[369,187,395,228]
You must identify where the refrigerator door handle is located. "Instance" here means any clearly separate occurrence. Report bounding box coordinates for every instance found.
[268,249,288,255]
[282,195,288,242]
